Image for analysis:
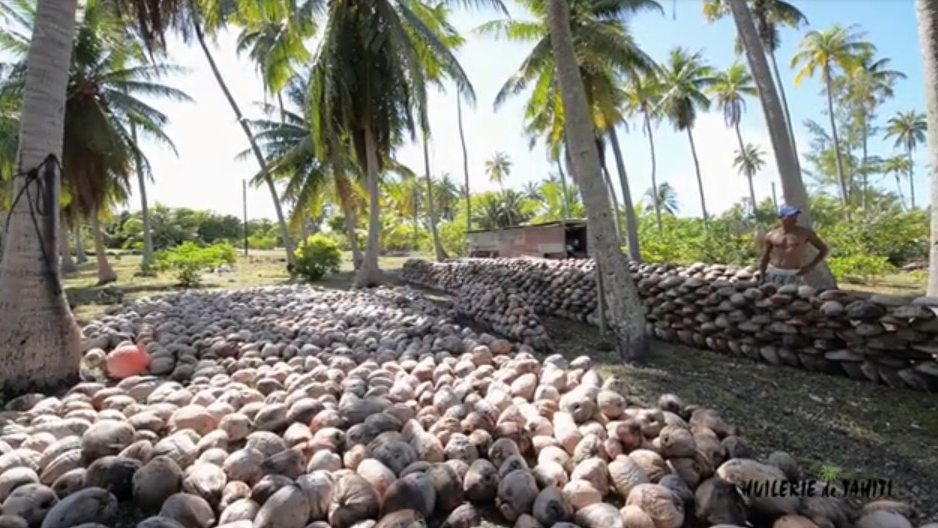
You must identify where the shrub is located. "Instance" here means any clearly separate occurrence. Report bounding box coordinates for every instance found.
[248,234,278,250]
[154,242,238,287]
[293,234,342,282]
[827,255,896,283]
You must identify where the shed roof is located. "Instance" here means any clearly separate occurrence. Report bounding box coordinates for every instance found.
[466,218,588,235]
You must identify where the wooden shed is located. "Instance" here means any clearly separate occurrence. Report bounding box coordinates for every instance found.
[466,219,588,259]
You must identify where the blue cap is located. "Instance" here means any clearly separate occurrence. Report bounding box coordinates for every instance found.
[778,205,801,217]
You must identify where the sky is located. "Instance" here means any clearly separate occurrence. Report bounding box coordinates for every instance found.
[127,0,925,221]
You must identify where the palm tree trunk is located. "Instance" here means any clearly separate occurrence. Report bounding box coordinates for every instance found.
[0,0,83,394]
[920,0,938,295]
[728,0,836,289]
[733,124,758,214]
[457,96,472,235]
[355,125,383,288]
[129,121,154,266]
[686,128,709,221]
[59,219,77,275]
[556,157,571,220]
[861,112,869,209]
[423,137,447,261]
[193,20,295,267]
[769,50,798,160]
[546,0,648,361]
[642,106,662,233]
[895,172,907,208]
[823,67,850,208]
[335,174,362,269]
[74,226,87,263]
[908,146,917,208]
[91,214,116,285]
[747,175,758,214]
[601,164,621,240]
[608,126,640,262]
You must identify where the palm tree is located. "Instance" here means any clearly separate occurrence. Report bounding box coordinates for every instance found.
[2,0,189,284]
[881,155,911,209]
[546,0,648,359]
[241,76,364,266]
[644,181,678,215]
[791,24,874,207]
[308,0,486,287]
[703,0,807,152]
[415,2,471,262]
[456,96,472,234]
[623,70,663,232]
[837,50,906,206]
[733,143,765,214]
[919,0,938,296]
[479,0,658,260]
[885,110,927,209]
[0,0,187,391]
[485,151,512,192]
[709,62,757,165]
[728,0,835,289]
[658,47,715,221]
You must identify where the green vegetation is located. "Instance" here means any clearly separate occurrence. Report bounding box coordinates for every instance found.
[293,234,342,282]
[154,242,238,287]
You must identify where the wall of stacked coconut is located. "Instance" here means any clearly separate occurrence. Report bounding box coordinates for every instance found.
[401,258,938,392]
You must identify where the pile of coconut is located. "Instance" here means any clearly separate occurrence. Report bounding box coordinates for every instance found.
[0,285,927,528]
[454,282,553,353]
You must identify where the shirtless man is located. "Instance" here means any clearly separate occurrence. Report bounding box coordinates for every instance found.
[758,206,829,285]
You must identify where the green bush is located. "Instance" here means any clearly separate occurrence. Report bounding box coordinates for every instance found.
[827,255,896,283]
[293,234,342,281]
[154,242,238,287]
[248,235,278,250]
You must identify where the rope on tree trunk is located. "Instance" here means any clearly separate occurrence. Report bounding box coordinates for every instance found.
[2,154,63,294]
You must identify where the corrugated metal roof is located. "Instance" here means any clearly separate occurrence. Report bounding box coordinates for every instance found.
[466,218,588,235]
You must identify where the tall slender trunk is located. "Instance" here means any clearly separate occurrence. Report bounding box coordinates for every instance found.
[642,105,662,232]
[0,0,83,395]
[355,125,383,287]
[547,0,648,361]
[59,218,77,275]
[456,96,472,234]
[299,210,309,242]
[771,181,779,211]
[733,124,758,214]
[728,0,836,289]
[769,50,798,160]
[91,214,116,285]
[129,121,154,266]
[193,18,294,267]
[608,126,640,262]
[860,112,869,209]
[422,136,446,261]
[908,146,917,208]
[74,226,87,263]
[556,157,571,220]
[823,66,849,208]
[895,172,907,209]
[335,174,362,269]
[686,128,709,221]
[601,164,621,241]
[920,0,938,295]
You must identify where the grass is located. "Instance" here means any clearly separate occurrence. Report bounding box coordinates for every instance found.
[839,271,928,298]
[63,249,412,323]
[62,253,938,521]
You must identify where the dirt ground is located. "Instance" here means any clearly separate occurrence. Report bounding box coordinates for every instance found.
[64,252,938,522]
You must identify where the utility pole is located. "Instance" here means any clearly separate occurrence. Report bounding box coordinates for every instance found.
[242,179,249,257]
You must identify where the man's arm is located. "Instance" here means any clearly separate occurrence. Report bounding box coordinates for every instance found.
[799,230,829,275]
[758,234,773,281]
